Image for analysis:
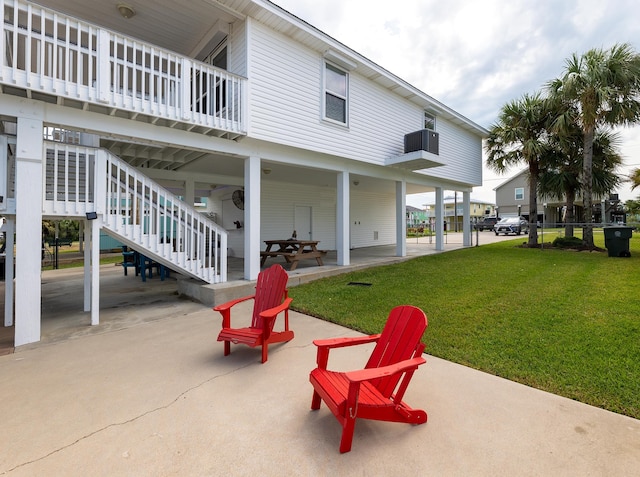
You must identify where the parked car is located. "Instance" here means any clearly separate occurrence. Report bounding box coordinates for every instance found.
[474,216,499,231]
[494,217,529,235]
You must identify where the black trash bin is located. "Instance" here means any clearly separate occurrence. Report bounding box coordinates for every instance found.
[603,226,633,257]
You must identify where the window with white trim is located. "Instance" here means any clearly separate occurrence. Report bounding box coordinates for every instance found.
[324,63,348,124]
[515,187,524,200]
[424,111,436,130]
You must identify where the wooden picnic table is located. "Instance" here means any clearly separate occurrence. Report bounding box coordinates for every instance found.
[260,240,327,271]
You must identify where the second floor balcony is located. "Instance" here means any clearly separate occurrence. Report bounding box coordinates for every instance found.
[0,0,246,139]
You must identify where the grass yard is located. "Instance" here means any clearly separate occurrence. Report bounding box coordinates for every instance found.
[289,230,640,420]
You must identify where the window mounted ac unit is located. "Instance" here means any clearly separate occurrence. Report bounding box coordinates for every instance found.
[404,129,439,155]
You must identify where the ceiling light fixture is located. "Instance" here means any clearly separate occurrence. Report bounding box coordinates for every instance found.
[262,168,272,175]
[117,3,135,19]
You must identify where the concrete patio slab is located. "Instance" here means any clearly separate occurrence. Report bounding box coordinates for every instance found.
[1,235,638,475]
[1,298,639,476]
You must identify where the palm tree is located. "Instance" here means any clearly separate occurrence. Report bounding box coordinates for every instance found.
[485,92,552,246]
[630,168,640,190]
[625,198,640,219]
[538,128,622,238]
[547,43,640,249]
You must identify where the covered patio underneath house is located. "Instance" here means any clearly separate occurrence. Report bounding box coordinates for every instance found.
[0,235,482,351]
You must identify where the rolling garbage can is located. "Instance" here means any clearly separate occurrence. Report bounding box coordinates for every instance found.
[603,226,633,257]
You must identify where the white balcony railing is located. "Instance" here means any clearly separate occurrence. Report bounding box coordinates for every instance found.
[0,0,245,136]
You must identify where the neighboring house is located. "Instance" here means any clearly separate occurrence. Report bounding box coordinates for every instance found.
[494,170,622,225]
[0,0,487,346]
[406,206,428,228]
[494,170,537,218]
[422,197,496,231]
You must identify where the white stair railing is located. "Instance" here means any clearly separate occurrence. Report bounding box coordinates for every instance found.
[42,142,227,284]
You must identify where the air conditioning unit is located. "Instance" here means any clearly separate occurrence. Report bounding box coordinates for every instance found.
[404,129,439,155]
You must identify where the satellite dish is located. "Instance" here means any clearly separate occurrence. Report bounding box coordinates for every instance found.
[232,189,244,210]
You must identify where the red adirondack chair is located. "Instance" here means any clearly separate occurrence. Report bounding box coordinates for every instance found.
[213,264,293,363]
[309,305,428,453]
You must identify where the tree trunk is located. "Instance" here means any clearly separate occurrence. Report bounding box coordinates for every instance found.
[565,189,576,238]
[582,125,595,248]
[527,163,539,246]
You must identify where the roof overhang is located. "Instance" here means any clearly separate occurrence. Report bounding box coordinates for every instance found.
[385,150,445,171]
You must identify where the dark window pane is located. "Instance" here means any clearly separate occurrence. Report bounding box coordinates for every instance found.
[326,93,346,122]
[212,46,227,70]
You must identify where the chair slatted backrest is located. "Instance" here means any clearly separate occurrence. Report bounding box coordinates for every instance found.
[251,264,289,330]
[365,305,428,398]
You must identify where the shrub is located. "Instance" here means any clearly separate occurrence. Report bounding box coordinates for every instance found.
[552,236,585,249]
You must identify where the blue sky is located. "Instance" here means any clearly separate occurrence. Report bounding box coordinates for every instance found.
[272,0,640,206]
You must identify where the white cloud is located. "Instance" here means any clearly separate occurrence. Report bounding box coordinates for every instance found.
[272,0,640,204]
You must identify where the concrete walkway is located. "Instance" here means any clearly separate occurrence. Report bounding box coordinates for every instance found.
[1,280,639,475]
[1,234,639,475]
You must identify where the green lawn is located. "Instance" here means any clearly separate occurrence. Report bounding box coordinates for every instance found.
[289,229,640,419]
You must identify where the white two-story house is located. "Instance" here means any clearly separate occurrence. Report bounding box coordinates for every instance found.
[0,0,487,346]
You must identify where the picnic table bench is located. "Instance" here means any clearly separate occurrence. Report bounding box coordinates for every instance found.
[260,240,327,271]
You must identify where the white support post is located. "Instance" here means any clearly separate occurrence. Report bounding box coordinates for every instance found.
[337,172,350,266]
[244,156,260,280]
[396,180,406,257]
[181,58,193,121]
[435,187,444,251]
[3,218,15,327]
[97,29,111,103]
[15,116,44,346]
[83,219,91,312]
[184,178,195,208]
[94,150,107,216]
[463,191,471,246]
[91,217,100,325]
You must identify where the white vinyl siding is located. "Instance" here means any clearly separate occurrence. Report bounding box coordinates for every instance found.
[422,119,483,185]
[261,181,336,249]
[228,21,247,77]
[259,180,398,251]
[350,190,396,248]
[248,21,416,164]
[247,21,482,187]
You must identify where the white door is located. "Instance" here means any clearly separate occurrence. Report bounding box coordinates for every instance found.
[294,206,312,240]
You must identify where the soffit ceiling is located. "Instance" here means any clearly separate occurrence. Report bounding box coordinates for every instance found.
[31,0,241,58]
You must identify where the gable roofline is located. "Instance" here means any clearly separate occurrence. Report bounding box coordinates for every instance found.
[251,0,489,137]
[493,169,528,191]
